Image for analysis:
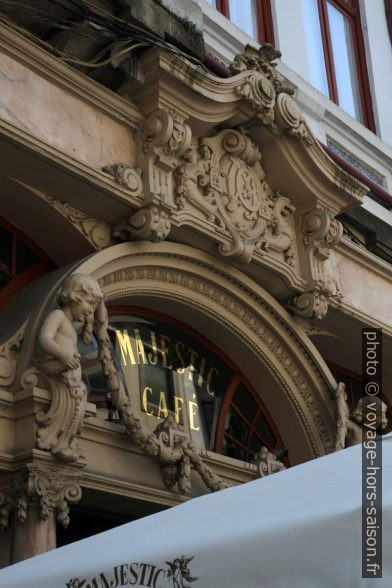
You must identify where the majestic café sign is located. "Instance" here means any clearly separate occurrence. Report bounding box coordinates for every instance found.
[81,312,231,447]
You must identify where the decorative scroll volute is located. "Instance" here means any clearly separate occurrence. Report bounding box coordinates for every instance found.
[230,44,303,133]
[141,109,192,208]
[0,463,82,531]
[174,128,295,263]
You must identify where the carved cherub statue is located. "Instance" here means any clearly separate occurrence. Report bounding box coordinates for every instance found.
[346,396,388,447]
[335,382,388,450]
[34,273,104,462]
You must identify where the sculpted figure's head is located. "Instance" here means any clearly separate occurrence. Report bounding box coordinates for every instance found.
[57,273,104,344]
[353,396,388,430]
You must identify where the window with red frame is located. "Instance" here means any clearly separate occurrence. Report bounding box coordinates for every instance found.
[302,0,375,130]
[206,0,275,44]
[78,305,287,464]
[0,217,55,311]
[215,374,287,463]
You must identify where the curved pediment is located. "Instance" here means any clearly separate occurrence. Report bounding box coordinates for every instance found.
[104,44,366,319]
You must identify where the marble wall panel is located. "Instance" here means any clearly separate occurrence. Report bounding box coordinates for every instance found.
[0,51,135,168]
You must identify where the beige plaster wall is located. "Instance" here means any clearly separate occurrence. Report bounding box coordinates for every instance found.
[0,51,135,169]
[329,247,392,330]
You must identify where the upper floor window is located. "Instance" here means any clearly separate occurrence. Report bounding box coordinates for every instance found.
[206,0,274,44]
[301,0,375,130]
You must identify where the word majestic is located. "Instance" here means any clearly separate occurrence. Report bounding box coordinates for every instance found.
[66,556,198,588]
[115,329,220,396]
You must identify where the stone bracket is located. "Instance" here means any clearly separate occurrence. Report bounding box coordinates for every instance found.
[0,463,82,531]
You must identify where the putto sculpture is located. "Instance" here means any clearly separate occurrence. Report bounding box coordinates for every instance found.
[335,382,388,450]
[29,272,228,494]
[33,273,104,462]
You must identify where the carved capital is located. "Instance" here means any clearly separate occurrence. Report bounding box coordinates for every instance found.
[113,205,171,243]
[300,209,343,312]
[302,208,343,261]
[253,447,286,478]
[102,164,143,198]
[142,109,192,159]
[0,464,82,530]
[140,109,192,207]
[287,290,329,320]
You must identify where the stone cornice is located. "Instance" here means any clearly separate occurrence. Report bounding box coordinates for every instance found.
[338,236,392,281]
[0,117,142,215]
[0,20,143,131]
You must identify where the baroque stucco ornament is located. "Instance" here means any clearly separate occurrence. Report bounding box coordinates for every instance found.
[23,274,105,463]
[174,129,295,263]
[24,272,227,493]
[288,209,343,319]
[91,304,228,494]
[335,384,388,450]
[102,164,144,199]
[253,447,286,478]
[230,44,303,134]
[113,204,171,243]
[0,463,82,531]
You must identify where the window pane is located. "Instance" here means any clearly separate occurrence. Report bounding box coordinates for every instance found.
[327,2,362,121]
[228,0,257,40]
[0,226,12,273]
[226,409,249,444]
[222,436,246,461]
[301,0,329,96]
[255,412,275,448]
[15,239,39,274]
[232,383,257,423]
[0,271,11,290]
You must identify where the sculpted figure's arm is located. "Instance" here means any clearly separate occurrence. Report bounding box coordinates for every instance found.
[38,309,80,370]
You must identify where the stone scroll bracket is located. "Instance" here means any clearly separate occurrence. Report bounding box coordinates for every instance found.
[0,462,82,532]
[287,208,343,320]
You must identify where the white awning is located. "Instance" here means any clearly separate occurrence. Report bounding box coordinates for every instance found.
[1,435,391,587]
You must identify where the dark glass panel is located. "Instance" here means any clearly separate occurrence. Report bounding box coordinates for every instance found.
[351,378,363,408]
[232,383,257,423]
[226,408,249,444]
[249,434,262,454]
[254,412,275,448]
[0,271,11,290]
[222,436,246,461]
[0,227,12,273]
[15,239,40,274]
[139,363,175,413]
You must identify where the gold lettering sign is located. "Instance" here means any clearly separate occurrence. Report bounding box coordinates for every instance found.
[114,327,222,433]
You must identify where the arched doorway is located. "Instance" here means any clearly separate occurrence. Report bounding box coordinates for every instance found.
[17,240,338,464]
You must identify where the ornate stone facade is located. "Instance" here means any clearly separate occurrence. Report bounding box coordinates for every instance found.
[0,22,377,569]
[0,463,82,531]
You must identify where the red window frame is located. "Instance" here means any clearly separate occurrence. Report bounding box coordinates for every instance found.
[215,372,287,463]
[215,0,275,45]
[316,0,375,131]
[0,217,55,311]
